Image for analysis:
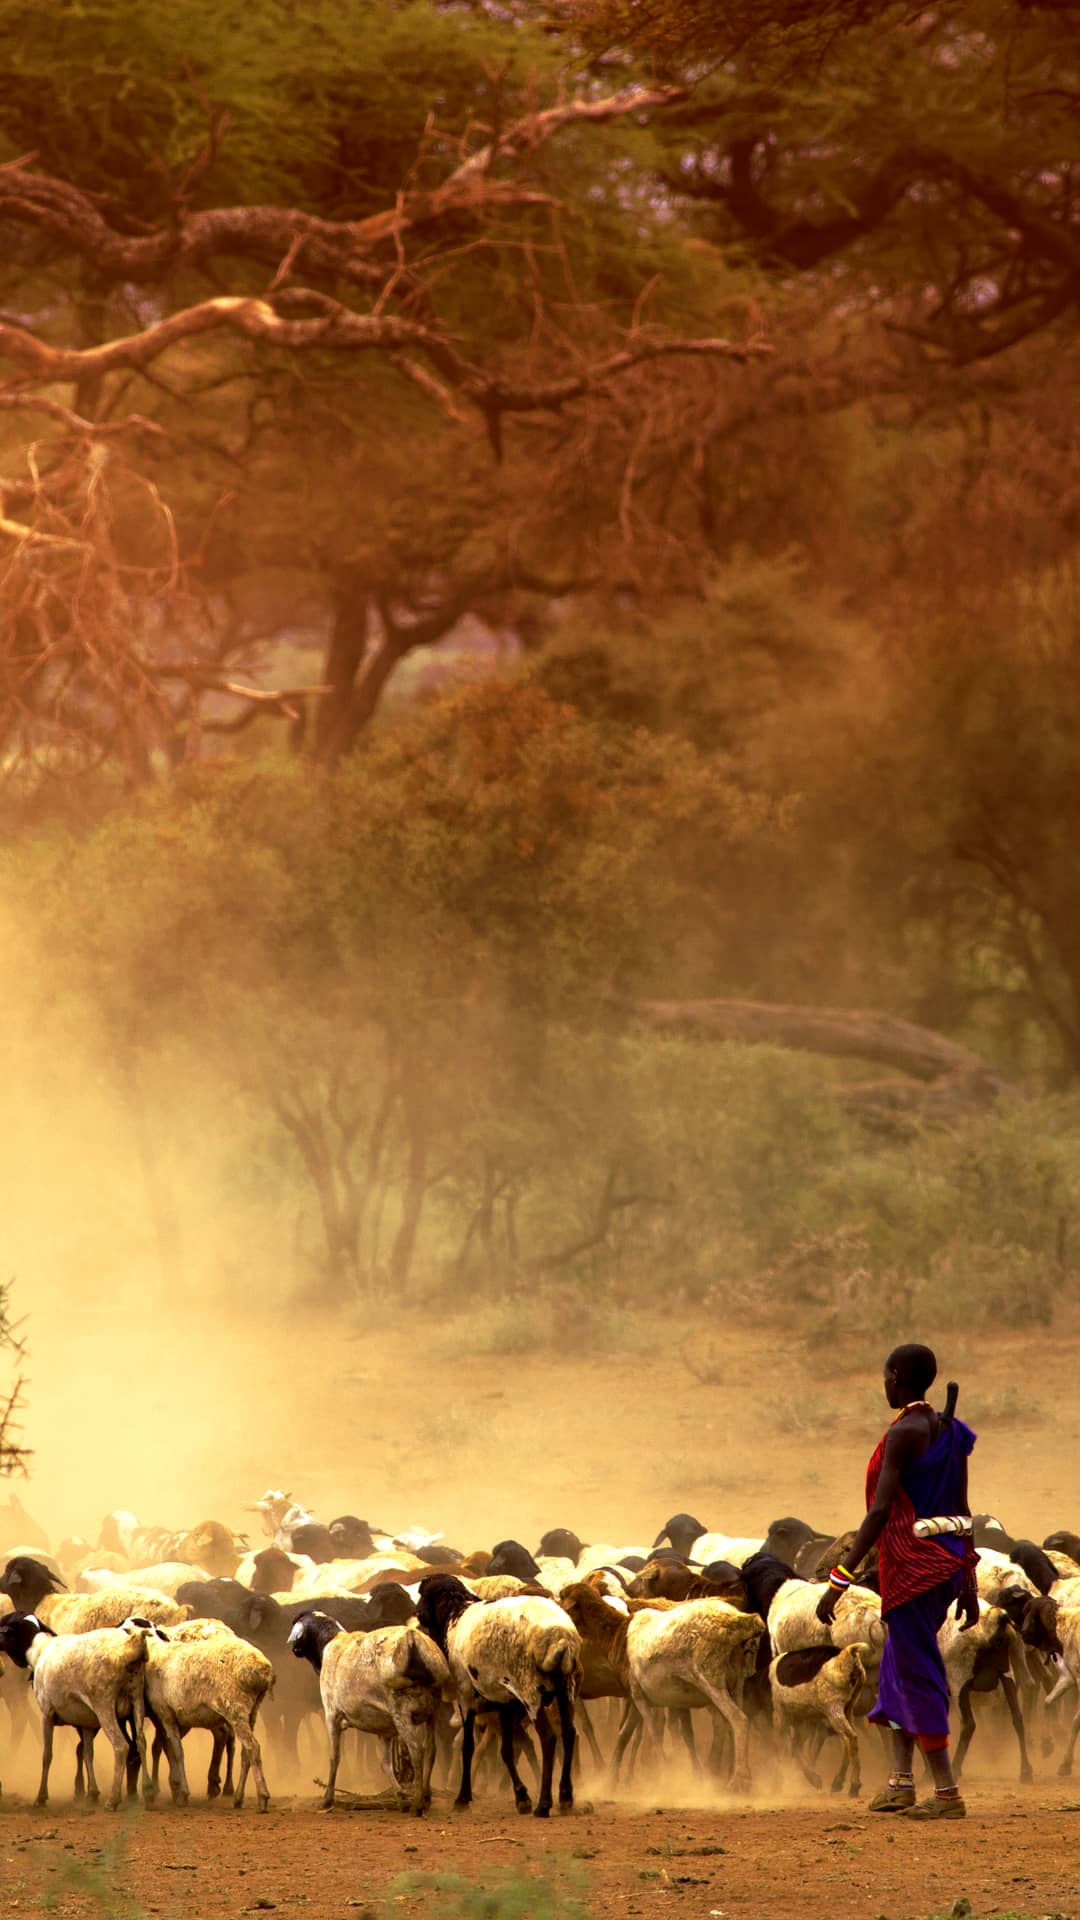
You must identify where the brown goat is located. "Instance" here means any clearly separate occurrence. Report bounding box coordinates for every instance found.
[458,1550,493,1576]
[627,1560,749,1607]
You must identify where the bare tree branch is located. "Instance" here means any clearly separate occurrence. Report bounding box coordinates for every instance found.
[0,86,686,291]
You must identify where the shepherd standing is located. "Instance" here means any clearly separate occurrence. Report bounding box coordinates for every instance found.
[817,1343,978,1819]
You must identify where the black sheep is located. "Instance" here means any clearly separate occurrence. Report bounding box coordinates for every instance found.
[487,1539,540,1580]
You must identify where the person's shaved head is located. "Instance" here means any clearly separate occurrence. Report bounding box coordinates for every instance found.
[886,1344,938,1399]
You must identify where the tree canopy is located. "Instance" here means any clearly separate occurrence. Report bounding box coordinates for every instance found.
[2,1,1080,1321]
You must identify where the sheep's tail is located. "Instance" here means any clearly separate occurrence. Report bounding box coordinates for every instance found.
[393,1629,449,1691]
[740,1614,766,1678]
[943,1381,959,1423]
[539,1635,579,1680]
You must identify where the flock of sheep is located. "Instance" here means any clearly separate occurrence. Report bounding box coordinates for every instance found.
[0,1490,1079,1818]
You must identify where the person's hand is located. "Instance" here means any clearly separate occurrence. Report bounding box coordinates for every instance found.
[955,1582,979,1631]
[816,1584,841,1626]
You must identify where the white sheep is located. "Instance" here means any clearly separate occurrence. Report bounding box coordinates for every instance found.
[939,1599,1032,1782]
[76,1563,211,1598]
[303,1553,428,1594]
[145,1624,274,1810]
[289,1609,449,1815]
[575,1544,652,1577]
[975,1549,1039,1605]
[417,1574,580,1818]
[1044,1590,1080,1776]
[1046,1552,1080,1585]
[41,1588,191,1634]
[739,1555,885,1674]
[558,1580,763,1792]
[534,1556,583,1594]
[0,1612,154,1809]
[690,1534,765,1570]
[620,1600,763,1790]
[1,1552,190,1632]
[769,1642,868,1797]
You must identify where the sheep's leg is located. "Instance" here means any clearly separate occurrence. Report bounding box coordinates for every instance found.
[232,1706,270,1813]
[96,1706,130,1812]
[122,1715,142,1800]
[797,1727,824,1787]
[707,1711,732,1778]
[695,1680,752,1794]
[999,1674,1033,1784]
[515,1722,540,1786]
[160,1713,189,1805]
[532,1703,557,1819]
[149,1725,165,1802]
[421,1720,438,1811]
[672,1707,700,1774]
[36,1712,56,1808]
[206,1728,228,1799]
[953,1682,976,1780]
[497,1705,533,1814]
[553,1678,576,1810]
[612,1699,641,1784]
[408,1717,435,1816]
[1057,1695,1080,1777]
[321,1710,344,1810]
[83,1729,102,1802]
[129,1682,152,1803]
[576,1699,605,1771]
[455,1708,476,1809]
[774,1709,821,1790]
[433,1700,455,1789]
[824,1707,861,1798]
[74,1729,100,1802]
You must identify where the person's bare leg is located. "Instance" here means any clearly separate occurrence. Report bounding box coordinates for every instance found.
[890,1730,915,1785]
[906,1741,965,1818]
[926,1747,959,1793]
[868,1728,915,1810]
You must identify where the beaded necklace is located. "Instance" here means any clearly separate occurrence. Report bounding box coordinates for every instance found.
[892,1398,933,1422]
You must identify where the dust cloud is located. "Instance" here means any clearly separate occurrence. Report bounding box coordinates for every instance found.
[1,908,1075,1574]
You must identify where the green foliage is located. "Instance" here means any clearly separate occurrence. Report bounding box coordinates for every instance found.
[0,0,558,214]
[8,683,765,1292]
[40,1835,146,1920]
[388,1868,589,1920]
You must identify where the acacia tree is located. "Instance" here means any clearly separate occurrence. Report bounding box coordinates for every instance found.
[551,0,1080,572]
[26,678,765,1293]
[572,0,1080,354]
[0,0,774,785]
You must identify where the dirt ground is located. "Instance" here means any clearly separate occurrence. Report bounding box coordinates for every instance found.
[3,1783,1080,1920]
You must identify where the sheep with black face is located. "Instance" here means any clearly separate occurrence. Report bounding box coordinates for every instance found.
[0,1611,155,1810]
[417,1573,579,1819]
[289,1609,448,1815]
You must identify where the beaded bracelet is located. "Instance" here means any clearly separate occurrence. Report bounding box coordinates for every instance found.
[828,1565,854,1591]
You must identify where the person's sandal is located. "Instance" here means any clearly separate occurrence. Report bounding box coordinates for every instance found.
[905,1794,966,1820]
[868,1785,916,1811]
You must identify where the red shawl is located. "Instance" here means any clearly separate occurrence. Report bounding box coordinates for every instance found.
[866,1430,978,1614]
